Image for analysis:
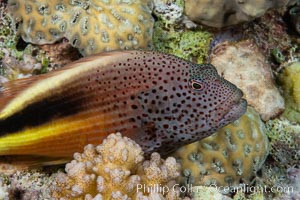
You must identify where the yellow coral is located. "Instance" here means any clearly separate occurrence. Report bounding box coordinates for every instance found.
[7,0,154,56]
[51,133,181,199]
[280,62,300,122]
[172,107,269,188]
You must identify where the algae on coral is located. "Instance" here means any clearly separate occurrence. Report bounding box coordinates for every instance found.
[153,21,213,64]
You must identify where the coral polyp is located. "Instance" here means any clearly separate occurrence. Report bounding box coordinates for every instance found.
[173,107,269,188]
[51,133,181,199]
[7,0,154,56]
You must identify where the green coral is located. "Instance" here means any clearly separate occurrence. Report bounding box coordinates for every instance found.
[271,48,285,64]
[279,62,300,123]
[153,21,213,64]
[265,119,300,168]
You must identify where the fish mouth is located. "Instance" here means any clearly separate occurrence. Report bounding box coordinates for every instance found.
[216,89,247,127]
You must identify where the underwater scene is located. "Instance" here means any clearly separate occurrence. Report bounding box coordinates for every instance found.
[0,0,299,199]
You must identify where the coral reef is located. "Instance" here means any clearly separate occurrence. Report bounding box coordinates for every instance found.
[242,10,300,70]
[153,21,213,63]
[191,186,232,200]
[289,4,300,34]
[210,40,285,121]
[255,163,299,200]
[283,166,300,199]
[7,0,154,56]
[265,119,300,168]
[0,169,55,200]
[51,133,181,199]
[172,107,269,189]
[0,2,49,82]
[39,39,82,69]
[184,0,291,28]
[0,175,8,200]
[153,0,184,27]
[279,62,300,123]
[1,48,43,81]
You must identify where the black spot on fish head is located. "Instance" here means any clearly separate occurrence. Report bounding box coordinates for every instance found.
[178,63,247,138]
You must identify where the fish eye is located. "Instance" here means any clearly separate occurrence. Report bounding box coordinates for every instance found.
[191,80,204,91]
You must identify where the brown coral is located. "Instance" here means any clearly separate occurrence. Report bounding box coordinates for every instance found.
[51,133,181,199]
[184,0,290,28]
[172,107,269,188]
[7,0,154,56]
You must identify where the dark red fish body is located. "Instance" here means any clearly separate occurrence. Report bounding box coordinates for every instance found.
[0,51,247,158]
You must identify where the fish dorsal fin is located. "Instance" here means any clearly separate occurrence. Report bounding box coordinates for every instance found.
[0,50,134,120]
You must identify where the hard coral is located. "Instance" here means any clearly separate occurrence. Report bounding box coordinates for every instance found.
[279,62,300,123]
[5,170,54,200]
[0,2,49,81]
[51,133,181,200]
[7,0,154,56]
[153,21,213,64]
[265,119,300,168]
[210,40,285,121]
[153,0,184,27]
[172,107,269,189]
[184,0,290,28]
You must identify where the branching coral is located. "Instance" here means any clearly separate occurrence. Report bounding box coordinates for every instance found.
[7,0,154,56]
[51,133,181,199]
[172,107,269,189]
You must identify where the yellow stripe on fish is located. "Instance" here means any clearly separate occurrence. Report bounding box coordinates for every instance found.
[0,50,247,161]
[0,52,127,120]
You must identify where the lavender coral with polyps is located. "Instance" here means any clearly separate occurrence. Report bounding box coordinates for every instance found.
[7,0,154,56]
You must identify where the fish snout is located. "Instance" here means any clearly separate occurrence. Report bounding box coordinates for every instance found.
[213,85,247,128]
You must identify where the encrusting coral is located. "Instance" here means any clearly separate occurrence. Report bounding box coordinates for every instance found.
[153,21,213,64]
[265,119,300,168]
[184,0,292,28]
[279,62,300,123]
[210,40,285,121]
[153,0,184,27]
[7,0,154,56]
[172,107,269,189]
[51,133,181,200]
